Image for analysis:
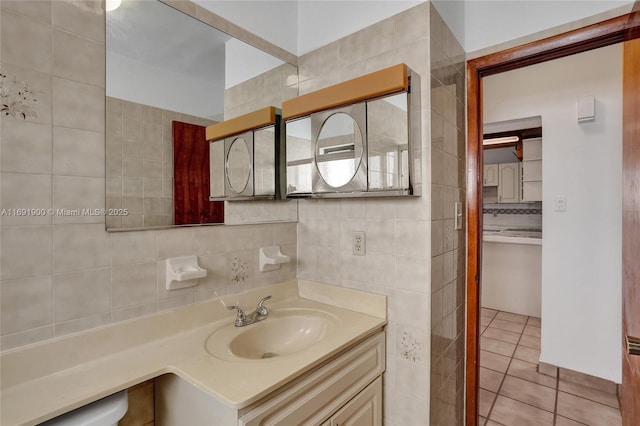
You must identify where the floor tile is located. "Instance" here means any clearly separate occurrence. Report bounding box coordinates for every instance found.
[488,318,525,333]
[482,307,498,318]
[499,375,556,412]
[490,395,554,426]
[507,358,557,389]
[483,327,521,344]
[527,317,541,327]
[513,345,540,363]
[481,316,493,327]
[556,392,622,425]
[479,389,496,418]
[480,367,504,393]
[523,324,541,337]
[555,415,588,425]
[558,380,620,409]
[478,309,621,425]
[495,311,528,324]
[481,326,487,335]
[480,350,512,373]
[481,336,517,357]
[519,334,541,350]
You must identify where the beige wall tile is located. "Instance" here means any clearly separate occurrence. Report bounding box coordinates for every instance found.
[1,276,53,335]
[53,268,110,322]
[1,63,53,125]
[1,10,51,72]
[1,1,51,23]
[52,77,104,132]
[1,120,52,174]
[52,176,105,224]
[156,227,195,260]
[110,231,156,266]
[53,127,105,177]
[52,29,104,87]
[1,225,52,280]
[52,0,104,43]
[53,224,109,273]
[55,312,110,337]
[363,17,394,59]
[0,172,52,225]
[111,263,157,309]
[0,325,54,351]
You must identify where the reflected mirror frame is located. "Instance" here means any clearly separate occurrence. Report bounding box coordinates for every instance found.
[311,103,368,194]
[224,130,254,198]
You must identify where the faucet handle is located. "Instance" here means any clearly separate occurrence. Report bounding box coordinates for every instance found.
[257,295,271,308]
[227,305,246,326]
[256,295,271,316]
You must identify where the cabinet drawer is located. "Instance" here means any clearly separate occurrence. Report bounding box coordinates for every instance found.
[239,332,385,426]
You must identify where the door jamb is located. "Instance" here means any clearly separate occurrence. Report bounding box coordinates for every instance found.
[465,10,640,425]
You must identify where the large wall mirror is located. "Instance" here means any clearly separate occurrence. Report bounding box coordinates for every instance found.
[105,0,298,231]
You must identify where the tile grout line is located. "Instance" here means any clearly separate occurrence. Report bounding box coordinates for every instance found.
[553,372,560,425]
[485,312,527,424]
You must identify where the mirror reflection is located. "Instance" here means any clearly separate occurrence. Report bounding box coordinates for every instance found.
[315,113,364,188]
[105,0,294,230]
[227,137,252,193]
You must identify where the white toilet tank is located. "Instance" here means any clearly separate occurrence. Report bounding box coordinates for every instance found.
[39,390,128,426]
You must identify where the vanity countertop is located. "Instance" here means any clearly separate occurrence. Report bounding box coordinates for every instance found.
[0,280,386,426]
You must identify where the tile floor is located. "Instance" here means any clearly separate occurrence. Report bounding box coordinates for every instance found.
[479,308,622,426]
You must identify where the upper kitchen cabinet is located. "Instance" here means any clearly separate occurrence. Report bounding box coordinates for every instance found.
[484,164,499,186]
[498,162,520,203]
[521,137,542,202]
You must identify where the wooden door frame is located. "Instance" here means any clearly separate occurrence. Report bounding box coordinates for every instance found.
[465,9,640,425]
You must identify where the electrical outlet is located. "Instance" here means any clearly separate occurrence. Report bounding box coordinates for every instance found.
[352,231,365,256]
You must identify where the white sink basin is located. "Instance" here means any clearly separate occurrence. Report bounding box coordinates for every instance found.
[205,308,340,361]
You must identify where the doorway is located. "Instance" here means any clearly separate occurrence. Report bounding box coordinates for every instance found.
[465,11,640,426]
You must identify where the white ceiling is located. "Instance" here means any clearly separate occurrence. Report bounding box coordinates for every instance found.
[106,0,231,82]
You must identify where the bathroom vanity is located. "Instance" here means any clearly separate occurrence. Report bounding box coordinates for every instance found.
[0,281,386,426]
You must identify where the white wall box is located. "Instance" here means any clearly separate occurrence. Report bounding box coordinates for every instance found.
[208,106,286,201]
[484,164,499,186]
[283,64,421,198]
[498,162,520,203]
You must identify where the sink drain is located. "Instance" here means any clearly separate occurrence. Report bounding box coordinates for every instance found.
[261,352,279,359]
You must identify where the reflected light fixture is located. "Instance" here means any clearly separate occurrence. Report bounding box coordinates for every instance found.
[482,135,519,146]
[105,0,122,12]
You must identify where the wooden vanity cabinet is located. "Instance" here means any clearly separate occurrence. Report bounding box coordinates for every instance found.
[239,332,384,426]
[321,376,383,426]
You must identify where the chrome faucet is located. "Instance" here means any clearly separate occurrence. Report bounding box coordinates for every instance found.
[227,295,271,327]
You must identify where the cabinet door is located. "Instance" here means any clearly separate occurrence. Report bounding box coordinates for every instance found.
[483,164,499,186]
[498,163,520,203]
[523,138,542,160]
[331,377,382,426]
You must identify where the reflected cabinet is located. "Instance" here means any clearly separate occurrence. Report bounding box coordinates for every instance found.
[207,107,285,201]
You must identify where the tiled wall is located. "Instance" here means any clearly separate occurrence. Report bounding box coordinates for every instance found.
[0,0,296,352]
[294,4,432,424]
[483,202,543,228]
[105,96,216,229]
[429,4,467,426]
